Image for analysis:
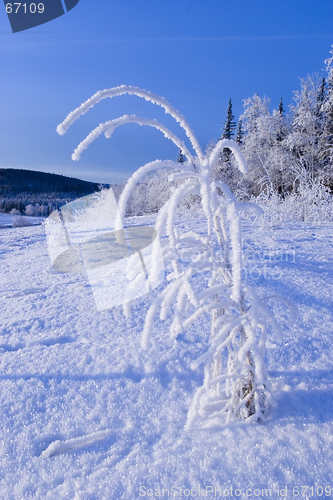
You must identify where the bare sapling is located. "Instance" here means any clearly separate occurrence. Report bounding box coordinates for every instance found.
[58,85,284,428]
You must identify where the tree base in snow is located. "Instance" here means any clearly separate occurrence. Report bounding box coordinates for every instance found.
[186,381,275,429]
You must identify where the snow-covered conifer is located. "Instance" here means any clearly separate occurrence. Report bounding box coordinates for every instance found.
[323,46,333,186]
[215,99,238,187]
[235,119,244,145]
[177,149,186,164]
[276,98,287,142]
[222,99,236,140]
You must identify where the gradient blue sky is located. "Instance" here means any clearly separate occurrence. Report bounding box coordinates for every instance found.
[1,0,333,184]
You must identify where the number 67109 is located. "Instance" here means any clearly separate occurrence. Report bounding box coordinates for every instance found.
[6,3,45,14]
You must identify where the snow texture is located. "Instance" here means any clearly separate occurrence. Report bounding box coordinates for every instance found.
[0,217,332,498]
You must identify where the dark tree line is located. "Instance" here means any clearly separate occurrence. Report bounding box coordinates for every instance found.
[0,168,105,215]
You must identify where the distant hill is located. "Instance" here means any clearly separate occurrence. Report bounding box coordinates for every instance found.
[0,168,112,215]
[0,168,102,196]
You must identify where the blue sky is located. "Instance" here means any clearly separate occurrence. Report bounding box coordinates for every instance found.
[1,0,333,184]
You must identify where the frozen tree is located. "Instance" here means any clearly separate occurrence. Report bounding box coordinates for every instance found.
[270,107,293,194]
[240,94,272,195]
[216,99,237,186]
[235,119,244,145]
[58,85,284,427]
[316,78,326,120]
[276,98,287,143]
[25,204,36,216]
[240,94,293,196]
[292,163,333,221]
[287,74,327,180]
[323,46,333,187]
[177,148,186,164]
[125,167,187,216]
[222,99,236,140]
[256,163,333,224]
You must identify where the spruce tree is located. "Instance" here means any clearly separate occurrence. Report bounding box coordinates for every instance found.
[235,119,244,145]
[222,98,236,139]
[316,78,326,113]
[218,99,237,179]
[277,98,286,142]
[278,97,284,116]
[177,149,186,164]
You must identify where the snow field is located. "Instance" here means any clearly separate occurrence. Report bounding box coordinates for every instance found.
[0,214,44,228]
[0,216,332,498]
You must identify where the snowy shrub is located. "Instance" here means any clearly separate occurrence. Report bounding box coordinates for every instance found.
[58,85,284,428]
[126,167,201,216]
[126,167,179,216]
[12,215,33,227]
[10,208,20,215]
[255,164,333,225]
[25,203,47,216]
[253,189,286,227]
[25,204,37,216]
[292,164,333,222]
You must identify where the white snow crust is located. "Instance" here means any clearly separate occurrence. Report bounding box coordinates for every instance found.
[0,216,332,498]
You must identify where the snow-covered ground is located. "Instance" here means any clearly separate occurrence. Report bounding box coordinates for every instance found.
[0,213,44,228]
[0,215,332,499]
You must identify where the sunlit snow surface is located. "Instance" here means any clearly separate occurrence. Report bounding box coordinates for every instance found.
[0,213,44,228]
[0,214,332,498]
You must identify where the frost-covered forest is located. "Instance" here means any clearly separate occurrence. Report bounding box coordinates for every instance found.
[127,47,333,223]
[1,49,333,224]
